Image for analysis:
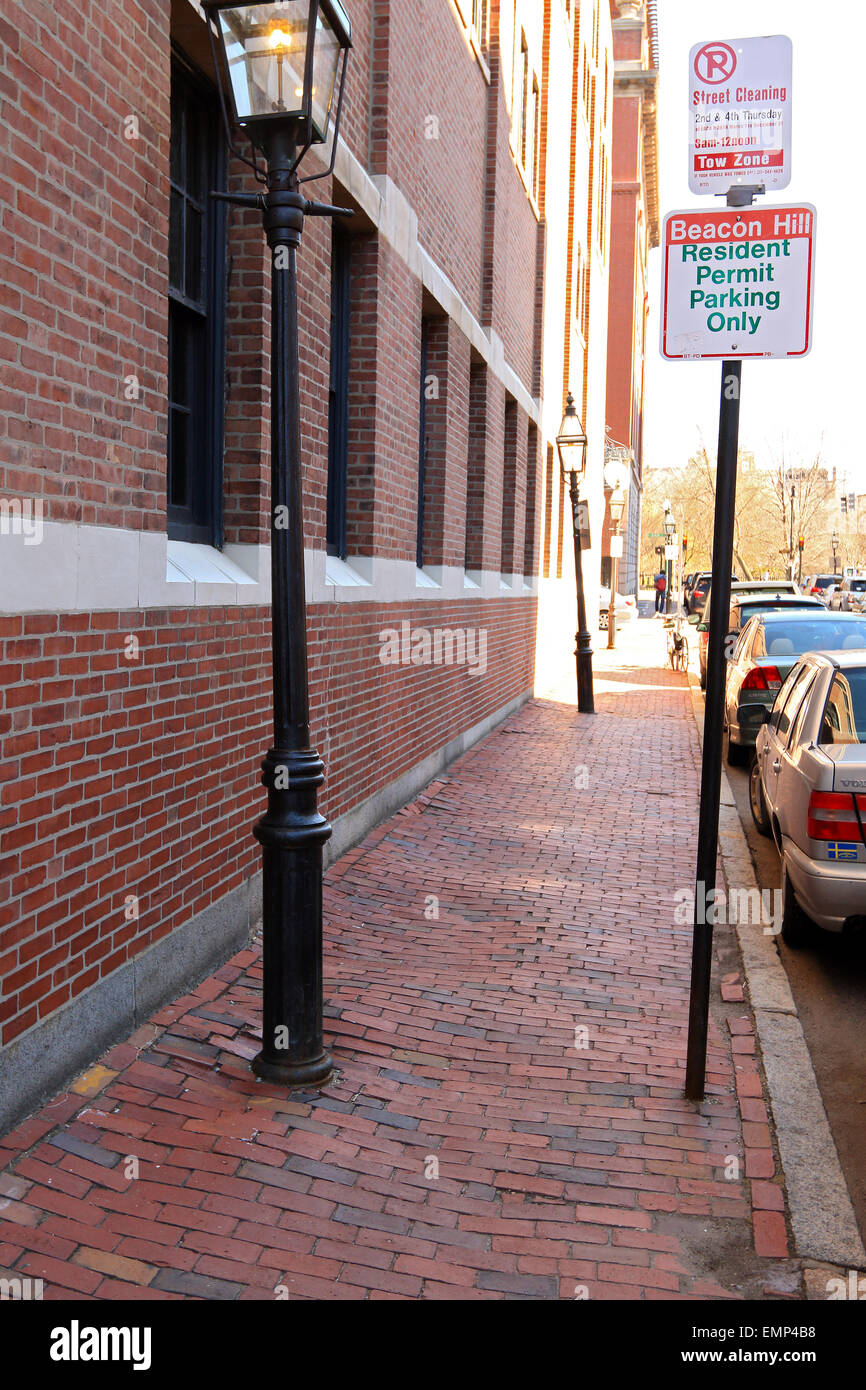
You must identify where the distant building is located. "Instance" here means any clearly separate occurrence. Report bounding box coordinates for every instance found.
[535,0,614,692]
[601,0,659,597]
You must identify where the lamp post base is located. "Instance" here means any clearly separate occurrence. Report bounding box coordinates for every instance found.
[251,1049,334,1089]
[575,635,595,715]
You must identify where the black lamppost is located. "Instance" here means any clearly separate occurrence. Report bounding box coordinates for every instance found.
[832,528,839,575]
[557,394,593,714]
[603,451,628,650]
[204,0,353,1088]
[663,503,676,614]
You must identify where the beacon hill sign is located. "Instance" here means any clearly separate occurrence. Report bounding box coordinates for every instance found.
[660,204,815,360]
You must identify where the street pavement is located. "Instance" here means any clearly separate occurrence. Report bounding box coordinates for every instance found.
[0,614,806,1300]
[722,678,866,1247]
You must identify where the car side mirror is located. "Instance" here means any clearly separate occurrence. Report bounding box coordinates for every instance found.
[758,707,772,725]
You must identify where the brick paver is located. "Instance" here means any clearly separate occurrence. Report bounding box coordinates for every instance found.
[0,619,802,1299]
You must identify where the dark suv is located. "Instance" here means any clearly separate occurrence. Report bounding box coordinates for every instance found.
[684,572,712,617]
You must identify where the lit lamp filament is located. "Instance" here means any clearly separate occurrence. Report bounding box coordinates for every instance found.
[268,26,290,109]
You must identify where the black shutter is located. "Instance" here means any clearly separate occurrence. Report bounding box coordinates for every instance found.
[167,56,227,545]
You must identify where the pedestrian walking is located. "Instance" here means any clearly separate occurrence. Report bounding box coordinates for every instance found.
[654,569,667,613]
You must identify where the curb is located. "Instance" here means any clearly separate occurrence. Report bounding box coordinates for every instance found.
[686,672,866,1272]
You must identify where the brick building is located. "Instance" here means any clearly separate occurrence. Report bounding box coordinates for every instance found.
[0,0,614,1130]
[601,0,658,599]
[534,0,613,692]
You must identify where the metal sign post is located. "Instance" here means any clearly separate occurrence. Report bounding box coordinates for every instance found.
[682,180,806,1098]
[661,31,814,1098]
[685,346,741,1101]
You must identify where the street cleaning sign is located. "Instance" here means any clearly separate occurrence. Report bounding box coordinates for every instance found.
[689,35,792,194]
[660,205,815,360]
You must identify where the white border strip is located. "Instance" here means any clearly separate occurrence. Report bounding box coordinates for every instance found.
[0,525,539,614]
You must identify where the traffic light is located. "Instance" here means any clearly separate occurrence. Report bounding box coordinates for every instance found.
[841,495,848,515]
[682,534,688,553]
[798,536,804,552]
[849,493,856,511]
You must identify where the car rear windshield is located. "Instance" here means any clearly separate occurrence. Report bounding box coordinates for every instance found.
[850,579,866,591]
[818,669,866,744]
[735,585,796,597]
[762,617,866,656]
[738,600,817,622]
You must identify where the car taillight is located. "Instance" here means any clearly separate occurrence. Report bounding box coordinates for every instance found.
[741,665,782,692]
[807,791,863,841]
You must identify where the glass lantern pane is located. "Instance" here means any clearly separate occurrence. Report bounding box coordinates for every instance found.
[310,7,341,140]
[217,2,312,122]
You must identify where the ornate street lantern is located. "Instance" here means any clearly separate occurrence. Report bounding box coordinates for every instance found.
[556,393,588,478]
[602,454,629,649]
[204,0,352,172]
[201,0,354,1090]
[557,394,593,713]
[608,486,626,527]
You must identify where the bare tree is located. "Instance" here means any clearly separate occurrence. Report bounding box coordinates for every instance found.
[768,438,835,580]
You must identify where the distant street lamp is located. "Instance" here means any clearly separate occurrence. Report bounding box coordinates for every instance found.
[832,528,839,575]
[557,394,593,713]
[203,0,353,1088]
[603,452,629,650]
[664,504,676,614]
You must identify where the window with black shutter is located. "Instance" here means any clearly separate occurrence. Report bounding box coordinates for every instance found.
[417,318,430,570]
[327,224,351,559]
[167,57,227,544]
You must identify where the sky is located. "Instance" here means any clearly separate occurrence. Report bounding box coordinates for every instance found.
[643,0,864,494]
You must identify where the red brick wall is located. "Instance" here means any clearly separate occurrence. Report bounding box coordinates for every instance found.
[0,0,169,532]
[0,597,535,1047]
[222,197,271,548]
[369,1,488,321]
[0,0,549,1064]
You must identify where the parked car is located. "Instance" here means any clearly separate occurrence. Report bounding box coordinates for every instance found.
[694,581,819,690]
[684,572,712,617]
[750,651,866,945]
[685,570,739,618]
[724,609,866,763]
[598,587,636,630]
[801,574,839,602]
[828,576,866,612]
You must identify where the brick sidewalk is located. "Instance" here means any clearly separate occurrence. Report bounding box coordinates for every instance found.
[0,621,803,1300]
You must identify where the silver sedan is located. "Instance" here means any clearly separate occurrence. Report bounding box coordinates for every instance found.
[751,650,866,945]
